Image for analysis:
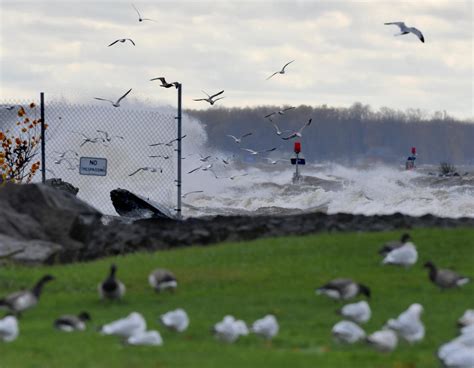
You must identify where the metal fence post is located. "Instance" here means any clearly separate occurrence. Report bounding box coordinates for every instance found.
[40,92,46,184]
[176,83,182,220]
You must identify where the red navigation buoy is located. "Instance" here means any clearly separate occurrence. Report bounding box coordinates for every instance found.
[294,141,301,154]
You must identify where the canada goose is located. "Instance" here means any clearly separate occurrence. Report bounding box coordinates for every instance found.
[251,315,278,340]
[384,22,425,43]
[54,312,91,332]
[337,301,372,324]
[379,233,411,256]
[98,264,126,300]
[148,269,177,293]
[332,320,366,344]
[316,278,371,300]
[127,330,163,346]
[424,261,470,289]
[160,308,189,332]
[212,315,248,343]
[366,329,398,352]
[382,242,418,267]
[384,303,425,343]
[0,274,55,315]
[0,315,19,342]
[100,312,146,338]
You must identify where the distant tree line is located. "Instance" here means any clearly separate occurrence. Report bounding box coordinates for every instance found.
[186,103,474,165]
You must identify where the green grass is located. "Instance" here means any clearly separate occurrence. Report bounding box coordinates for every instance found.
[0,228,473,368]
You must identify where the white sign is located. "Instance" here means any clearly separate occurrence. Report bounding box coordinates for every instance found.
[79,157,107,176]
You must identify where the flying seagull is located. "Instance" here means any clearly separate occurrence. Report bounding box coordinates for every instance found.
[266,60,295,80]
[96,130,124,142]
[187,166,203,174]
[271,123,291,137]
[182,190,204,198]
[149,135,186,147]
[132,4,155,22]
[264,107,296,118]
[54,149,79,158]
[71,131,103,147]
[282,118,312,140]
[226,132,252,144]
[384,22,425,43]
[149,154,171,159]
[108,38,135,47]
[264,158,284,165]
[193,90,225,105]
[150,77,179,88]
[199,154,213,162]
[94,88,132,107]
[128,167,162,176]
[241,147,277,155]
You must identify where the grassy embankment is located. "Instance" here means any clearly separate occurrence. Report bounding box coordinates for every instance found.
[0,228,473,368]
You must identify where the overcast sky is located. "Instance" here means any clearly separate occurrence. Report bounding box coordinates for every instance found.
[0,0,472,119]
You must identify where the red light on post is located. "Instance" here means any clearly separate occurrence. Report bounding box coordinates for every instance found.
[411,147,416,155]
[294,141,301,154]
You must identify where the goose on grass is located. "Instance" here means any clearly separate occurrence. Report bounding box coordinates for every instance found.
[54,312,91,332]
[0,274,54,315]
[148,268,178,293]
[316,278,371,300]
[98,264,126,300]
[424,261,470,289]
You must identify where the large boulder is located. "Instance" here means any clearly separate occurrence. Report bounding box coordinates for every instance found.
[0,183,102,263]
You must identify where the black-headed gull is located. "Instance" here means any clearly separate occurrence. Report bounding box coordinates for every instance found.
[149,135,186,147]
[108,38,135,47]
[132,4,155,22]
[0,315,19,342]
[384,303,425,343]
[160,309,189,332]
[150,77,179,88]
[332,320,366,344]
[227,132,252,144]
[282,118,312,140]
[264,107,296,118]
[424,261,470,289]
[266,60,295,80]
[384,22,425,43]
[96,130,124,142]
[128,167,162,176]
[127,330,163,346]
[94,88,132,107]
[100,312,146,338]
[213,316,248,343]
[193,90,225,105]
[251,315,279,340]
[338,301,372,324]
[241,147,277,155]
[366,329,398,352]
[182,190,204,198]
[382,241,418,267]
[316,278,371,300]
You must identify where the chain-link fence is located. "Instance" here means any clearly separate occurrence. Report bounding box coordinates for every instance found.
[1,95,181,217]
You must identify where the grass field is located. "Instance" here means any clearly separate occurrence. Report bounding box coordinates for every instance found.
[0,228,473,368]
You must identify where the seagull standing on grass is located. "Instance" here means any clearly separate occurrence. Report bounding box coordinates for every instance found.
[94,88,132,107]
[150,77,179,88]
[193,90,225,105]
[267,60,295,80]
[108,39,135,47]
[382,240,418,267]
[384,22,425,43]
[384,303,425,343]
[160,309,189,332]
[0,315,19,342]
[251,315,279,340]
[331,320,366,344]
[100,312,146,338]
[366,329,398,352]
[282,119,312,140]
[338,301,372,324]
[227,132,252,144]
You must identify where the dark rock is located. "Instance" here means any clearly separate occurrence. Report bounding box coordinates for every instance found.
[110,188,175,219]
[44,178,79,196]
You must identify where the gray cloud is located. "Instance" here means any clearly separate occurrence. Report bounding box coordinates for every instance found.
[0,0,472,119]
